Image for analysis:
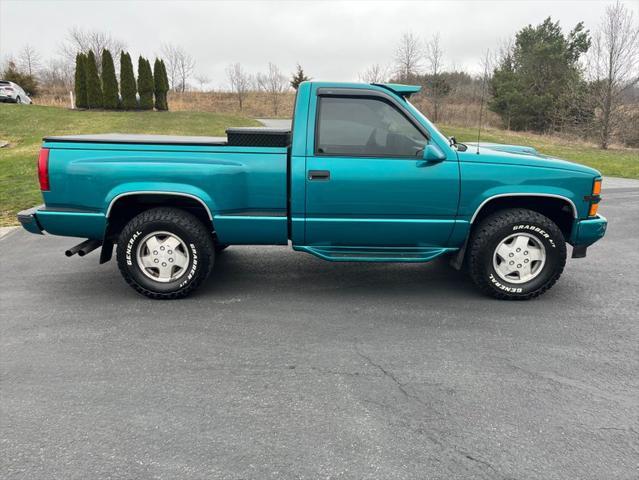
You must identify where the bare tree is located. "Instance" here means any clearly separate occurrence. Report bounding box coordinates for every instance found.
[424,33,446,121]
[256,62,288,115]
[60,27,125,74]
[18,45,41,77]
[194,73,211,91]
[161,43,195,92]
[588,1,639,149]
[394,32,421,82]
[226,63,251,110]
[39,58,74,92]
[359,63,389,83]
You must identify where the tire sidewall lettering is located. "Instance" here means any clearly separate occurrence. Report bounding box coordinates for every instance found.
[512,224,556,248]
[179,243,198,288]
[126,230,142,266]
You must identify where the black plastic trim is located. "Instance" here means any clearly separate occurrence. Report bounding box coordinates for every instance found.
[218,210,287,217]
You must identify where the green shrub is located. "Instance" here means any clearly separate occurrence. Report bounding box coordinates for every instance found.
[120,51,137,110]
[74,53,88,108]
[101,49,119,110]
[137,56,154,110]
[85,50,103,108]
[153,58,169,111]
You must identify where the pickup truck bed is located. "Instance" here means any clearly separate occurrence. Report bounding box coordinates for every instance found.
[44,128,291,148]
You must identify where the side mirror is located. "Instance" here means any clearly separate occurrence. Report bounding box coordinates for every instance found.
[422,144,446,162]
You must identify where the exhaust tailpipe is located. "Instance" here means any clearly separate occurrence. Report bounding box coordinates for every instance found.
[65,239,102,257]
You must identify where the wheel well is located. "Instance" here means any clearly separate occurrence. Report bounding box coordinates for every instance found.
[472,196,575,240]
[106,194,213,240]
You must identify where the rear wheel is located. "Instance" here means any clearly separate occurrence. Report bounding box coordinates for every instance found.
[467,208,566,300]
[15,96,22,104]
[116,207,214,299]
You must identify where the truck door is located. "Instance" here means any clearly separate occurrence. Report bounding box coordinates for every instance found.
[304,90,459,247]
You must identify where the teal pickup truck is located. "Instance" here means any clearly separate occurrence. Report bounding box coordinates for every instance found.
[18,82,607,300]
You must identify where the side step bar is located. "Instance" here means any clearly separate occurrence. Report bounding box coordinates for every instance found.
[293,245,457,263]
[65,239,102,257]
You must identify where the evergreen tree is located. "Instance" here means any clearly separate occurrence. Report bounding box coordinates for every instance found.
[489,17,591,132]
[120,51,137,110]
[290,64,310,90]
[85,50,103,108]
[137,56,154,110]
[160,59,170,110]
[74,53,88,108]
[153,58,167,110]
[101,49,119,109]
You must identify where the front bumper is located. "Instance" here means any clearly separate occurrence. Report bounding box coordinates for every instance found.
[17,205,45,234]
[572,215,607,246]
[569,215,607,257]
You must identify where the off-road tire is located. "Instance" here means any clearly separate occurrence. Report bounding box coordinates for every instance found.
[467,208,566,300]
[117,207,214,299]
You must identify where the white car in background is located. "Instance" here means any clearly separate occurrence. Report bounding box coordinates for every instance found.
[0,80,32,104]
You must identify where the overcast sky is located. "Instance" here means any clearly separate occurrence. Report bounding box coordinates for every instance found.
[1,0,637,89]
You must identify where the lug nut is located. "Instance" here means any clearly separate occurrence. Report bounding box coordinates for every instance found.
[154,258,159,263]
[160,246,165,251]
[169,258,174,263]
[509,253,514,257]
[524,251,528,255]
[168,250,173,254]
[517,264,522,268]
[510,261,514,265]
[153,250,158,255]
[162,262,167,267]
[516,248,521,252]
[524,259,529,263]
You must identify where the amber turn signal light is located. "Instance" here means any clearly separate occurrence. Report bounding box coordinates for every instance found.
[592,179,602,195]
[589,202,599,217]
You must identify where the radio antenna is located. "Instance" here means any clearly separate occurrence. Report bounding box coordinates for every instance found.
[476,49,490,155]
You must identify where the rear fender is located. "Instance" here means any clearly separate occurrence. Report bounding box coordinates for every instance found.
[104,183,217,219]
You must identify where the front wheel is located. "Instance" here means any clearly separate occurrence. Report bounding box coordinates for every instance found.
[467,208,566,300]
[116,207,215,299]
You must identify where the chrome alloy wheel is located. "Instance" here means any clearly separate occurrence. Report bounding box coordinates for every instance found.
[492,233,546,284]
[136,231,190,283]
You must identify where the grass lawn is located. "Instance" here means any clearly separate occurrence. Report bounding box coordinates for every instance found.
[439,124,639,179]
[0,104,259,226]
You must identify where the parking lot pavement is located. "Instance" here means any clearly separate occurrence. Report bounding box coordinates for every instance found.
[1,180,638,480]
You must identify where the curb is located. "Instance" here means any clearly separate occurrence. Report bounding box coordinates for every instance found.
[0,226,20,240]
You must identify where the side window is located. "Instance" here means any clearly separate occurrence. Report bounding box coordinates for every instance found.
[316,96,427,157]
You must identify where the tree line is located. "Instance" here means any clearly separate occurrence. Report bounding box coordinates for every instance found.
[2,5,636,147]
[378,1,638,149]
[74,50,169,110]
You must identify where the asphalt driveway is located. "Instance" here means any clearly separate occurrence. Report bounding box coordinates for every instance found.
[1,178,638,479]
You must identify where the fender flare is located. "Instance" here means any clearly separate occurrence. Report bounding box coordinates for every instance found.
[105,190,214,220]
[469,193,578,223]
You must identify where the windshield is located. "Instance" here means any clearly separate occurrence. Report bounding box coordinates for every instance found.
[405,100,451,148]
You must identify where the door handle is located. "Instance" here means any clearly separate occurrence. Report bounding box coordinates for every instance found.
[308,170,330,181]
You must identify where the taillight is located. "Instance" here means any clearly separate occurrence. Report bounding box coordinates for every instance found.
[38,148,50,191]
